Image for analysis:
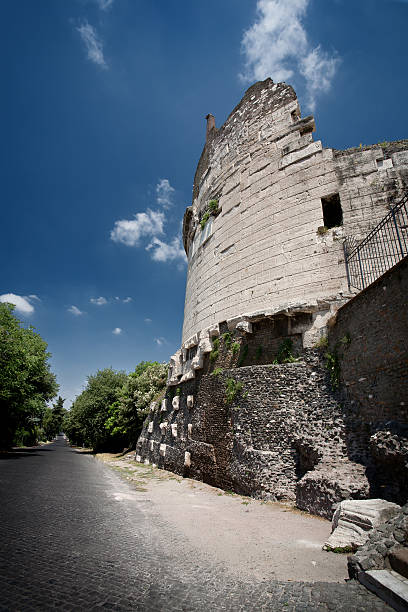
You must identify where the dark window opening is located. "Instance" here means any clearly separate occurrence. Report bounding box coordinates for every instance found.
[187,346,197,361]
[291,109,299,122]
[321,193,343,229]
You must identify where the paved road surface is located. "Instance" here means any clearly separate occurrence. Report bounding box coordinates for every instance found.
[0,439,389,611]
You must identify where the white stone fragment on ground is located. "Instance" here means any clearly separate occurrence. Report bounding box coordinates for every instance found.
[149,440,154,451]
[172,396,180,410]
[136,454,141,463]
[171,423,178,438]
[187,395,194,409]
[150,401,157,412]
[144,459,150,465]
[159,444,166,457]
[188,423,192,436]
[161,399,167,412]
[325,499,401,550]
[147,422,153,433]
[184,451,191,467]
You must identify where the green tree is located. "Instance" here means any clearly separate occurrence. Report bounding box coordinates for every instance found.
[109,361,168,447]
[64,368,127,451]
[0,303,58,448]
[41,396,66,440]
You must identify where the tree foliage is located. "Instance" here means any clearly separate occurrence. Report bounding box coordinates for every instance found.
[64,368,128,451]
[65,361,168,451]
[42,396,66,440]
[0,303,58,448]
[107,361,168,444]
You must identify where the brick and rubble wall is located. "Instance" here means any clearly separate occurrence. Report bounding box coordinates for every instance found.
[328,256,408,505]
[136,351,372,520]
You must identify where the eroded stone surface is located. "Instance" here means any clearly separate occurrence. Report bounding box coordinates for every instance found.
[325,499,401,550]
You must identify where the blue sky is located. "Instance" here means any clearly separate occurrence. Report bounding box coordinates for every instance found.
[1,0,407,407]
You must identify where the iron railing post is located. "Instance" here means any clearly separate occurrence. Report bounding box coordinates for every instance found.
[391,206,405,258]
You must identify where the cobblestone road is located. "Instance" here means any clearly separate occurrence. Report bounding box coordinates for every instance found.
[0,439,389,611]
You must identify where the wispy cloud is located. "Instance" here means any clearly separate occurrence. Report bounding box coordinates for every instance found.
[68,305,85,316]
[146,236,187,264]
[95,0,114,11]
[0,293,35,315]
[112,327,122,335]
[240,0,340,111]
[110,209,164,246]
[122,297,132,303]
[154,337,166,346]
[76,21,107,68]
[144,318,152,324]
[156,179,175,209]
[90,296,107,306]
[28,294,41,302]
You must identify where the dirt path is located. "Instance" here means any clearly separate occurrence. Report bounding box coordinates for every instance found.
[96,452,349,584]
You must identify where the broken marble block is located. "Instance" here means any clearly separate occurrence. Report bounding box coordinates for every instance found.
[159,421,167,435]
[172,396,180,410]
[136,454,141,463]
[184,451,191,467]
[150,401,157,412]
[147,421,153,433]
[171,423,178,438]
[187,395,194,409]
[325,499,401,551]
[161,399,167,412]
[159,443,166,457]
[187,423,192,436]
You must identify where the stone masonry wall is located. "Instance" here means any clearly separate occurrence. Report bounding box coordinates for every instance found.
[328,256,408,504]
[181,78,408,345]
[137,260,408,518]
[136,351,374,520]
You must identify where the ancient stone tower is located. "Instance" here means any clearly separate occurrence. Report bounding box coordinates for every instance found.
[167,78,407,384]
[136,79,408,517]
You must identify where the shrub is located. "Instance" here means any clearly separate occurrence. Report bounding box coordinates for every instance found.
[232,342,240,355]
[225,378,244,405]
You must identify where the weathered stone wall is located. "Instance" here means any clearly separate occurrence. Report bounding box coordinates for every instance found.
[136,351,375,520]
[135,80,408,522]
[328,256,408,504]
[181,78,408,349]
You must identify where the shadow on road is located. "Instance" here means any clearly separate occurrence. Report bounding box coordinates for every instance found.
[0,447,55,460]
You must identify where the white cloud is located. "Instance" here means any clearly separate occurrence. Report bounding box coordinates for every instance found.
[95,0,114,10]
[90,296,107,306]
[146,236,187,264]
[68,305,84,316]
[112,327,122,335]
[240,0,339,110]
[144,318,152,323]
[76,21,107,68]
[110,209,164,247]
[123,297,132,303]
[156,179,175,209]
[110,179,185,266]
[0,293,35,315]
[28,294,41,302]
[154,337,166,346]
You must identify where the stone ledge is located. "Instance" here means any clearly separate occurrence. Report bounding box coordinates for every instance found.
[358,569,408,612]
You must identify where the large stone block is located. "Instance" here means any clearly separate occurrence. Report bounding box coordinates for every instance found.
[325,499,401,550]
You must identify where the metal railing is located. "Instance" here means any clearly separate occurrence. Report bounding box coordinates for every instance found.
[344,191,408,291]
